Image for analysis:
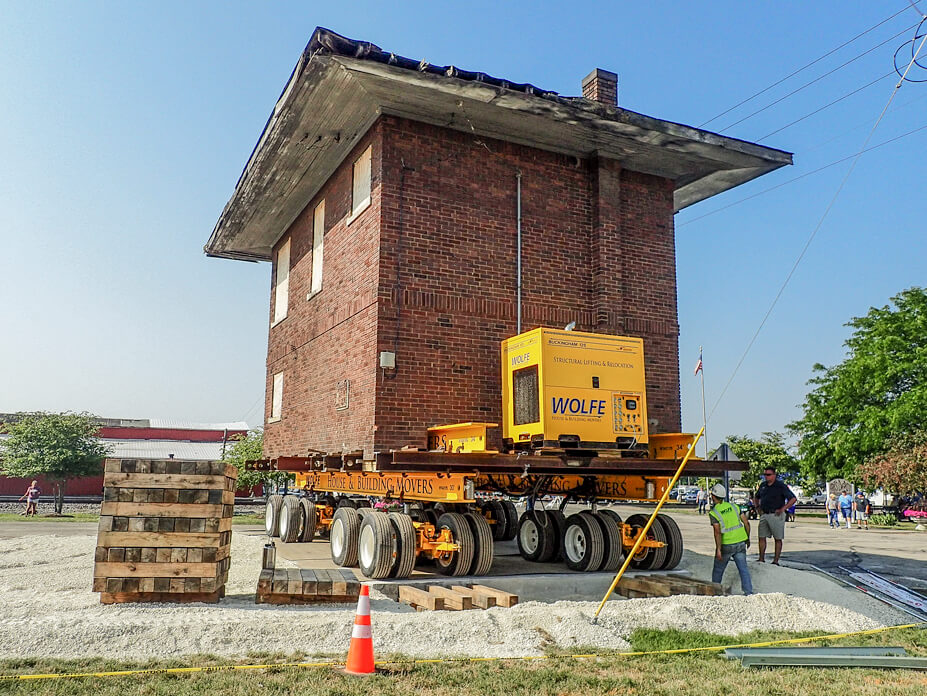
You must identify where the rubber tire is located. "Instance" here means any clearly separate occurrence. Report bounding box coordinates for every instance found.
[500,500,519,541]
[264,494,283,537]
[330,507,361,567]
[655,514,684,570]
[562,512,605,572]
[435,512,475,577]
[422,508,440,528]
[517,510,557,562]
[626,513,668,570]
[356,499,372,508]
[592,511,623,572]
[299,499,318,542]
[599,509,623,527]
[357,511,396,579]
[279,496,302,543]
[463,511,495,576]
[388,512,417,579]
[544,510,567,562]
[482,500,507,541]
[323,494,338,509]
[337,496,357,509]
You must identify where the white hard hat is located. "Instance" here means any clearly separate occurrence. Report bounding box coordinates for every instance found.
[711,483,727,498]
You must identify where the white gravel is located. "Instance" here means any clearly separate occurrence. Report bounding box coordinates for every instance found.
[0,531,903,660]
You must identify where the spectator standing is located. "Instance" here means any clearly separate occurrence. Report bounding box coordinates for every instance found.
[825,494,840,529]
[838,491,853,529]
[708,483,753,595]
[696,487,708,515]
[753,467,797,565]
[853,491,871,530]
[19,480,41,517]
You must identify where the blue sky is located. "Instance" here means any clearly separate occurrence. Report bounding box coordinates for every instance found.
[1,1,924,451]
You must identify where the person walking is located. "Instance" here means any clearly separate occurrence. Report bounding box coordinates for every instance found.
[853,491,871,530]
[825,493,840,529]
[753,467,797,565]
[696,487,708,515]
[18,480,41,517]
[708,483,753,595]
[838,491,853,529]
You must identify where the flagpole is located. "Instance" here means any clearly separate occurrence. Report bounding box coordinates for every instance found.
[699,345,708,460]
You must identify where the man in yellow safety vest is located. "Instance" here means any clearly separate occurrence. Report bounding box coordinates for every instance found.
[708,483,753,595]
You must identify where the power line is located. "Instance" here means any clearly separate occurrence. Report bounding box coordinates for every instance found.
[699,2,922,128]
[718,24,917,133]
[706,29,927,425]
[757,70,896,141]
[678,121,927,229]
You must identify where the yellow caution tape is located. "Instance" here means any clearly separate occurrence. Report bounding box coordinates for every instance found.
[1,621,923,681]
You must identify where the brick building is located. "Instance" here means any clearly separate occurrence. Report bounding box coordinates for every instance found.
[206,28,791,459]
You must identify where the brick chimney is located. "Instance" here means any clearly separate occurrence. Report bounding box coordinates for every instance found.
[582,68,618,106]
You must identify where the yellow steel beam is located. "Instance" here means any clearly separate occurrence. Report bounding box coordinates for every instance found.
[294,471,474,503]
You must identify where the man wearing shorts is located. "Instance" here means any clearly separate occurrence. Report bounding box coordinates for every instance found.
[753,467,797,565]
[853,491,871,530]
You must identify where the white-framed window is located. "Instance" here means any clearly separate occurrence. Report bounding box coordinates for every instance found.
[348,145,372,223]
[269,372,284,422]
[309,200,324,297]
[272,238,290,325]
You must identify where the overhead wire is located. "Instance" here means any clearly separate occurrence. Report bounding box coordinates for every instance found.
[698,1,923,128]
[705,26,927,424]
[717,24,918,133]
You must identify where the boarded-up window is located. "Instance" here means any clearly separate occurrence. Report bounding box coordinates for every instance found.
[310,200,325,295]
[270,372,284,422]
[351,146,372,217]
[513,365,540,426]
[272,238,290,324]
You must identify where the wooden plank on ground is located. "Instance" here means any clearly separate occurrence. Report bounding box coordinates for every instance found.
[427,585,473,610]
[469,585,518,608]
[399,585,444,611]
[666,574,726,595]
[93,562,225,579]
[100,590,221,604]
[102,473,230,489]
[451,585,496,609]
[616,577,672,597]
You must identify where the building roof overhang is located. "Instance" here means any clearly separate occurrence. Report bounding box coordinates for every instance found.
[206,28,792,261]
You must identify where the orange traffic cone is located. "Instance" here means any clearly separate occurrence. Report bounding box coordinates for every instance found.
[344,584,375,675]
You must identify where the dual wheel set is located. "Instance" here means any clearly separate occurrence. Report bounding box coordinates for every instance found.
[516,510,683,572]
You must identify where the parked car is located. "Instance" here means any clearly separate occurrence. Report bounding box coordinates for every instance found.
[811,492,827,505]
[685,488,700,504]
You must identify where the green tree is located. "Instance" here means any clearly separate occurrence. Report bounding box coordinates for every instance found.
[789,287,927,482]
[857,430,927,495]
[0,412,110,514]
[725,432,799,490]
[223,429,293,493]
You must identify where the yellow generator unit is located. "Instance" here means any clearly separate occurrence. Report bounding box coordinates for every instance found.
[501,327,649,453]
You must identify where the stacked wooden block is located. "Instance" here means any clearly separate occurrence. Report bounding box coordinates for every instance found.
[93,459,237,604]
[256,568,361,604]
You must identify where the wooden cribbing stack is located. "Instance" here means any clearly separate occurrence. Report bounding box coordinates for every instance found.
[398,584,518,611]
[255,568,361,604]
[92,459,237,604]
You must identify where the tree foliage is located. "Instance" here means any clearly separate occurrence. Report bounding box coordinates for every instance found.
[0,412,109,514]
[223,429,293,492]
[725,432,799,489]
[857,430,927,495]
[789,287,927,482]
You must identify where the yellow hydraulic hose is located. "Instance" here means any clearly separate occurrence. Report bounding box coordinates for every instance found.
[592,427,705,622]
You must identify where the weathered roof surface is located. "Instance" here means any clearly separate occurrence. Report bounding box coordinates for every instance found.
[206,27,792,261]
[102,440,228,460]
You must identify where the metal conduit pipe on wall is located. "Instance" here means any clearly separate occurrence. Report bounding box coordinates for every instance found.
[516,170,522,333]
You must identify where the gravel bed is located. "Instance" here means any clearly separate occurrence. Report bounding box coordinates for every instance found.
[0,529,905,660]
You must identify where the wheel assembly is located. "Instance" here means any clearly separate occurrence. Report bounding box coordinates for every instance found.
[434,512,474,577]
[278,496,303,543]
[517,510,558,562]
[655,514,683,570]
[463,511,494,575]
[264,494,283,537]
[387,512,417,579]
[499,500,519,541]
[482,500,508,541]
[357,511,397,579]
[299,498,318,542]
[591,511,623,572]
[330,507,361,567]
[625,513,668,570]
[562,512,604,572]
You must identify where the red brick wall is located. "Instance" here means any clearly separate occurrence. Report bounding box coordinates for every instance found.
[263,115,681,457]
[263,125,383,459]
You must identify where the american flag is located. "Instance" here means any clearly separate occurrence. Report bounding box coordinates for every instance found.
[694,349,703,376]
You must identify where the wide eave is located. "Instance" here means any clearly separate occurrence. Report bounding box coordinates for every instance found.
[206,28,792,261]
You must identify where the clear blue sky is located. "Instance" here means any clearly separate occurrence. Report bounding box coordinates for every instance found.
[1,1,925,451]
